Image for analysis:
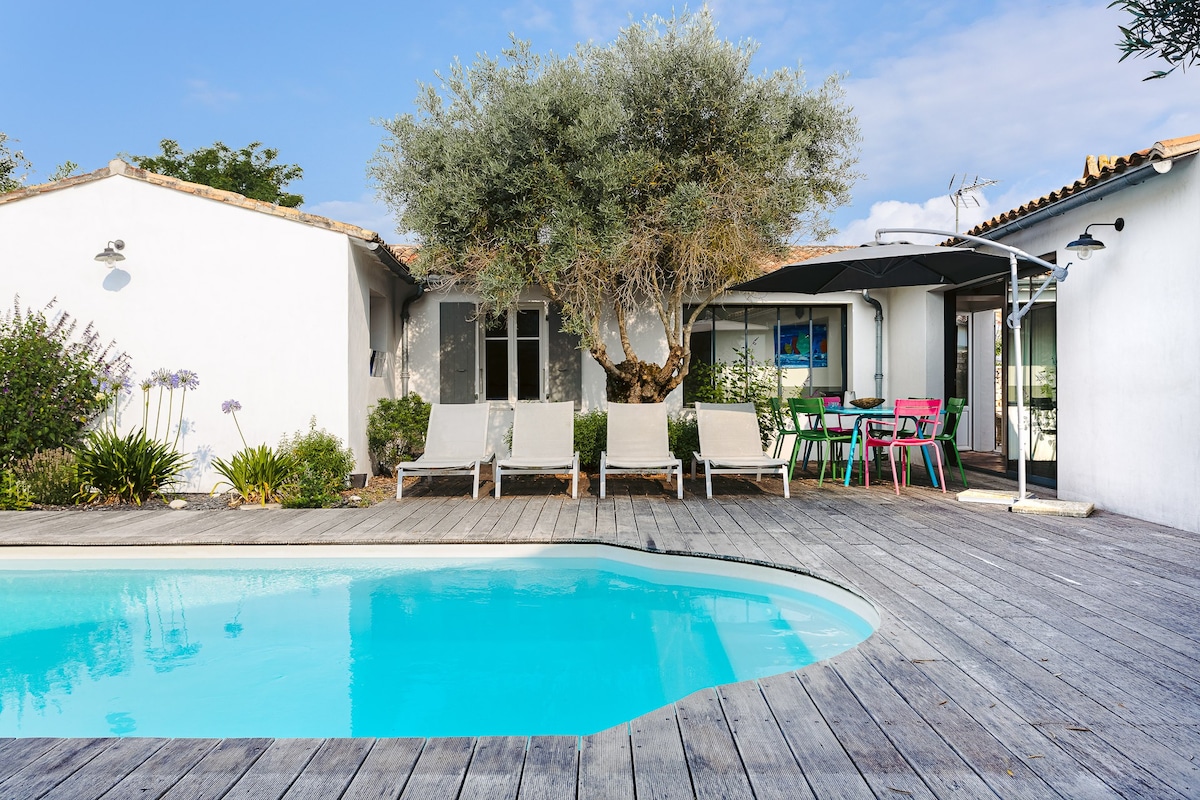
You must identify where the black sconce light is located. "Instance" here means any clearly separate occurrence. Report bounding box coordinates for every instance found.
[94,239,126,267]
[1066,218,1125,260]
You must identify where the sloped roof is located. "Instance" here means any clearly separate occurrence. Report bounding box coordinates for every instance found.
[965,133,1200,238]
[382,243,851,274]
[0,158,388,244]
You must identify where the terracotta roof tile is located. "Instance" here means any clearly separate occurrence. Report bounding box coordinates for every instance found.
[0,159,387,244]
[386,244,420,265]
[964,133,1200,239]
[758,245,853,274]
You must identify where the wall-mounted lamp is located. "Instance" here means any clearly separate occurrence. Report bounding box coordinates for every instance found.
[94,240,126,267]
[1066,218,1124,260]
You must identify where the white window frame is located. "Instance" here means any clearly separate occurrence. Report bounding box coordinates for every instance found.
[476,302,549,403]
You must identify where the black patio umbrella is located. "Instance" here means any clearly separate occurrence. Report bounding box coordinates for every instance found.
[732,242,1013,294]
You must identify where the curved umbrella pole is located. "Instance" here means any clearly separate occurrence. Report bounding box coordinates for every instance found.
[875,228,1070,502]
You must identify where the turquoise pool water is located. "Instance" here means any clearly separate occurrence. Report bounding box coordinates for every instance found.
[0,545,875,737]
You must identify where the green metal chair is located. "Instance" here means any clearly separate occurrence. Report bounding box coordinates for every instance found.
[768,397,799,459]
[787,398,853,486]
[934,397,969,488]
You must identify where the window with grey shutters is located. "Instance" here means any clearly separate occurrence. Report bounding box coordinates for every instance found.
[439,300,582,405]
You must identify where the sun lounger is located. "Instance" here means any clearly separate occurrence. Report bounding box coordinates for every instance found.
[495,401,580,498]
[395,403,492,499]
[600,402,683,499]
[692,402,790,499]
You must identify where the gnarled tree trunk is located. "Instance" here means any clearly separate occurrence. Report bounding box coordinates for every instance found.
[595,346,688,404]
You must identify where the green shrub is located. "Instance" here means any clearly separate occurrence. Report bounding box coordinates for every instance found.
[12,449,78,505]
[367,394,431,475]
[278,419,355,508]
[212,444,297,506]
[668,414,699,461]
[574,410,607,469]
[688,346,779,447]
[0,470,33,510]
[75,428,190,505]
[0,298,130,463]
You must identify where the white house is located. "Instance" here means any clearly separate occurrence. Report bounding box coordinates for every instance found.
[7,134,1196,533]
[0,159,420,490]
[957,133,1200,533]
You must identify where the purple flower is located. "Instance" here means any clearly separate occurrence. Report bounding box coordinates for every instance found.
[140,378,154,391]
[176,369,199,391]
[221,399,242,414]
[151,368,173,388]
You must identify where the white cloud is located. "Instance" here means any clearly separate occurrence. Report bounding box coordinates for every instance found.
[835,191,998,246]
[501,1,557,33]
[185,79,240,112]
[306,195,409,243]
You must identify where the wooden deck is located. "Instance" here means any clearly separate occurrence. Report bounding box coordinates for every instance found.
[1,470,1197,800]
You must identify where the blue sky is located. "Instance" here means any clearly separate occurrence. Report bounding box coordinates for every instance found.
[3,0,1195,243]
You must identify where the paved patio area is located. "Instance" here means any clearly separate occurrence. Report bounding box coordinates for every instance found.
[0,470,1197,799]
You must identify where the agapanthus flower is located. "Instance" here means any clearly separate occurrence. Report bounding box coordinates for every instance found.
[151,368,173,387]
[176,369,199,391]
[222,399,242,414]
[140,378,154,391]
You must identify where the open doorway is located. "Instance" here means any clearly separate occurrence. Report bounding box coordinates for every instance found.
[946,270,1057,487]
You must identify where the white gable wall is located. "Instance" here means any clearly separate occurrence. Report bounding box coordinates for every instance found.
[0,174,379,491]
[994,156,1200,532]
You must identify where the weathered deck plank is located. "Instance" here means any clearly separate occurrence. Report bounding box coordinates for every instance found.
[578,723,633,800]
[157,739,271,800]
[340,738,424,800]
[517,736,577,800]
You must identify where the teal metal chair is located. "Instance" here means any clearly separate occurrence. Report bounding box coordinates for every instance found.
[787,398,852,486]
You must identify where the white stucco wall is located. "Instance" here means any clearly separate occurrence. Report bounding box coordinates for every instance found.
[348,243,401,472]
[994,157,1200,533]
[0,173,389,490]
[880,286,945,402]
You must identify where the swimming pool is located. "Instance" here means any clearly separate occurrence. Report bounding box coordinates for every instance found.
[0,544,876,738]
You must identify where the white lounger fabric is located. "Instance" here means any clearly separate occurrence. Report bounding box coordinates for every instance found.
[692,402,790,499]
[395,403,492,499]
[600,402,683,499]
[495,401,580,498]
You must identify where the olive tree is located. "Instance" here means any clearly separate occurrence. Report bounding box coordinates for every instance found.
[1111,0,1199,79]
[371,9,858,402]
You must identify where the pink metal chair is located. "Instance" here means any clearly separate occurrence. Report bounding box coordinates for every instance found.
[821,395,852,435]
[861,398,946,495]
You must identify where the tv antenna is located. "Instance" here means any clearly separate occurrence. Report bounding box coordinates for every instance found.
[948,174,999,233]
